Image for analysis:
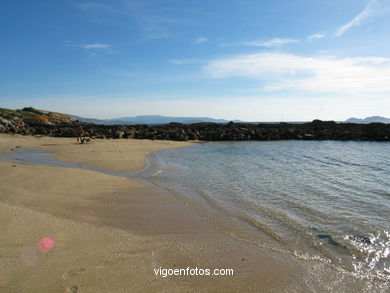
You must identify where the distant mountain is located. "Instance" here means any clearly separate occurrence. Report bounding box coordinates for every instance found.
[71,114,241,125]
[345,116,390,124]
[0,107,240,126]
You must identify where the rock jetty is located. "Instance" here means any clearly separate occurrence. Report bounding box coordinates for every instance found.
[1,107,389,141]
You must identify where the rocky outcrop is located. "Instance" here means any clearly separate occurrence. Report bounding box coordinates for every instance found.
[1,116,389,141]
[0,107,76,127]
[1,107,389,141]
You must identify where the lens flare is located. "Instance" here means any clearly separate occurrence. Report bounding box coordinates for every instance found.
[38,236,55,253]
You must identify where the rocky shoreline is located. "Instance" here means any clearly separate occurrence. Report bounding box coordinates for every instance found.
[1,119,389,141]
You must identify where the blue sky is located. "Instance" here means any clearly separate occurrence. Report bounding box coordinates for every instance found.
[0,0,389,121]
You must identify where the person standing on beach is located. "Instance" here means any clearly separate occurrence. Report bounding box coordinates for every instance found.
[16,119,26,130]
[76,124,83,143]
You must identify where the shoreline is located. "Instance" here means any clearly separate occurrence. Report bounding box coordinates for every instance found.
[0,134,378,292]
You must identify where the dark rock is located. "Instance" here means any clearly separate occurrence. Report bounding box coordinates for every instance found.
[115,131,125,139]
[226,121,235,128]
[1,109,389,142]
[349,235,372,245]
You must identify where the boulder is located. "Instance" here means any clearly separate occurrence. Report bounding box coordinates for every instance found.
[115,131,125,139]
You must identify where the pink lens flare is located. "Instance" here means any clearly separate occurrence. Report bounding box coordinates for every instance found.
[38,236,55,253]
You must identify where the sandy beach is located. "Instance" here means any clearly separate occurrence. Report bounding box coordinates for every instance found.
[0,134,347,293]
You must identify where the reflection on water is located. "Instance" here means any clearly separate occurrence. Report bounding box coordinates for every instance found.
[148,141,390,290]
[0,148,130,177]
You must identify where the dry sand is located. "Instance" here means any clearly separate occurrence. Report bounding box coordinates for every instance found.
[0,134,193,172]
[0,134,332,292]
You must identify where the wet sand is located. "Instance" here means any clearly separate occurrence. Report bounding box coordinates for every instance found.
[0,134,354,292]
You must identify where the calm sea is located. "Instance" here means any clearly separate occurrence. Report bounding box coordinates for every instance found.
[1,141,388,291]
[145,141,389,289]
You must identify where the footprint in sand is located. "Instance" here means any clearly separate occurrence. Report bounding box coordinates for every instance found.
[62,268,86,280]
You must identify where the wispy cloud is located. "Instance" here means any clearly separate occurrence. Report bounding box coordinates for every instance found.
[132,15,180,40]
[79,43,111,49]
[307,33,326,41]
[66,41,114,56]
[76,1,196,40]
[76,2,117,22]
[242,38,299,47]
[77,2,109,11]
[194,37,207,44]
[335,0,378,36]
[204,52,390,94]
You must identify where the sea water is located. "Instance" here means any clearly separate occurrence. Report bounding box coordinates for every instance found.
[147,141,389,290]
[1,141,389,291]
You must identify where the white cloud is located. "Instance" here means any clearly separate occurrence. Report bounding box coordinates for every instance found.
[307,33,326,41]
[194,37,207,44]
[335,0,378,36]
[79,43,111,49]
[243,38,299,47]
[204,52,390,94]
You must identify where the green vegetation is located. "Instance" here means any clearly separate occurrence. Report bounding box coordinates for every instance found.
[0,107,74,123]
[0,107,43,119]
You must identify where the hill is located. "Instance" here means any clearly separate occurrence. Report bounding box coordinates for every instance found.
[345,116,390,124]
[70,114,240,125]
[0,107,240,126]
[0,107,75,126]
